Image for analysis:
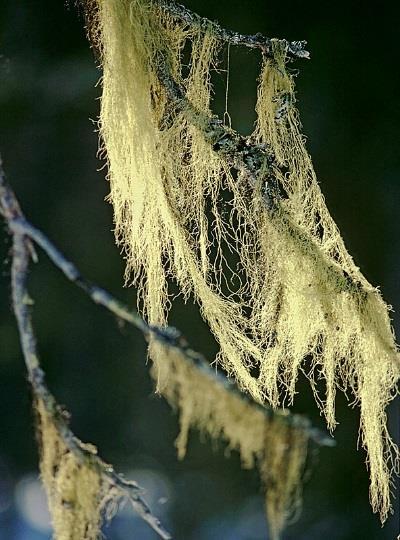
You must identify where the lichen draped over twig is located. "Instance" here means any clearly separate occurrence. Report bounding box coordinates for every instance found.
[36,400,107,540]
[88,0,399,524]
[1,149,331,540]
[150,342,308,540]
[0,154,172,540]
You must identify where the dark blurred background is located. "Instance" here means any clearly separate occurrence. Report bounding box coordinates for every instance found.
[0,1,399,538]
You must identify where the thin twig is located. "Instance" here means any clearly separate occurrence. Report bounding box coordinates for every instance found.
[0,155,172,540]
[0,157,333,448]
[154,0,310,59]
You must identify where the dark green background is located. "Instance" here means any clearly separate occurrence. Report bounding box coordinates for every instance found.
[0,1,399,538]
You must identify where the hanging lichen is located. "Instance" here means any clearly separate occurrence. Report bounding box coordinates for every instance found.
[36,399,108,539]
[150,342,308,540]
[86,0,400,523]
[253,42,400,519]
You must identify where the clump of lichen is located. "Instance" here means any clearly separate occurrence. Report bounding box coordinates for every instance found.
[36,399,107,539]
[151,343,308,539]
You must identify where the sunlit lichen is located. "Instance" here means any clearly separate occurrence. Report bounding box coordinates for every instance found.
[89,0,399,523]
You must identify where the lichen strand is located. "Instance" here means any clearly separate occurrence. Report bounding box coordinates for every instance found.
[262,424,307,540]
[94,0,264,400]
[91,0,399,522]
[150,343,307,540]
[254,42,400,520]
[36,399,106,540]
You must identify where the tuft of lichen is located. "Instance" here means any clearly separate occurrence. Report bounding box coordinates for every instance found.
[150,342,308,539]
[36,399,107,539]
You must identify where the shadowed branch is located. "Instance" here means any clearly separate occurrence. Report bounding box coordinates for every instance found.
[0,154,172,540]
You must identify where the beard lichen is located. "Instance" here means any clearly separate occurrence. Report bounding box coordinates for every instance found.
[88,0,400,524]
[254,42,400,519]
[36,399,107,539]
[150,342,308,540]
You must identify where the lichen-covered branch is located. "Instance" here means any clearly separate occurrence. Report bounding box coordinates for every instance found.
[0,156,332,449]
[2,0,396,534]
[155,52,280,209]
[153,0,309,59]
[155,52,381,299]
[0,155,172,540]
[79,0,398,525]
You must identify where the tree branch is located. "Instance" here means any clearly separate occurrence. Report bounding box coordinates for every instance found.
[0,155,172,540]
[154,0,309,59]
[155,52,382,301]
[0,156,333,449]
[155,52,280,209]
